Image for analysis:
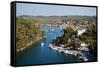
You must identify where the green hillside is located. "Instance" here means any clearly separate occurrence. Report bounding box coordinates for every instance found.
[16,17,44,52]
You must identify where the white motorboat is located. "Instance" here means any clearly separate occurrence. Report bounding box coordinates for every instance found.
[41,42,44,47]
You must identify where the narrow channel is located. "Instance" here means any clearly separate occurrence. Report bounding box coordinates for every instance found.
[16,26,81,65]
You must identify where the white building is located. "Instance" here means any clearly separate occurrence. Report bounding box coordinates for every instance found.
[77,29,86,36]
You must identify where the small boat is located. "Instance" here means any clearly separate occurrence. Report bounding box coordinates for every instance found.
[48,44,52,48]
[53,47,58,50]
[83,57,88,61]
[52,29,54,31]
[41,42,44,47]
[74,54,77,56]
[79,56,82,59]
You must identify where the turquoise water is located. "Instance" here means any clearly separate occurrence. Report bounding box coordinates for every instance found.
[16,26,81,65]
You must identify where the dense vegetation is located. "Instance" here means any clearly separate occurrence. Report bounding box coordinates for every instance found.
[52,27,80,49]
[16,17,44,52]
[51,16,97,57]
[79,23,97,57]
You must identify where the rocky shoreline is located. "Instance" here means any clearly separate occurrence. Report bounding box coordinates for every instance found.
[48,44,89,61]
[16,37,44,52]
